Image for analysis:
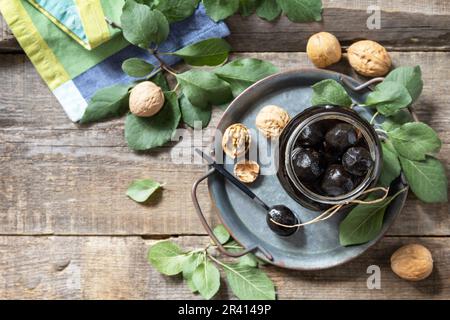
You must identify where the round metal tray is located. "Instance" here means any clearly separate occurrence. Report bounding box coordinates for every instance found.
[195,69,408,270]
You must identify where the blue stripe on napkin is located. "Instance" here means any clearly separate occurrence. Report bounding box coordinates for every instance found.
[72,5,230,101]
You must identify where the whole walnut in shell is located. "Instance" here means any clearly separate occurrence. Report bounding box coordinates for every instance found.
[129,81,165,117]
[222,124,251,159]
[391,244,433,281]
[307,32,342,68]
[347,40,392,77]
[256,105,290,138]
[234,160,260,183]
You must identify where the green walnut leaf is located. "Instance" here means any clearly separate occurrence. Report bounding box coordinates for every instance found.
[239,0,259,16]
[256,0,282,21]
[182,252,203,293]
[125,91,181,150]
[134,0,156,6]
[339,194,400,246]
[180,104,211,129]
[214,58,278,96]
[172,38,231,67]
[365,81,412,116]
[203,0,240,21]
[186,277,197,293]
[212,225,231,244]
[180,94,212,128]
[223,263,275,300]
[176,70,233,108]
[388,122,442,161]
[192,259,221,300]
[339,198,389,247]
[238,253,259,267]
[384,66,423,102]
[80,84,130,124]
[276,0,323,22]
[153,0,200,23]
[379,141,401,187]
[148,241,189,275]
[311,79,353,107]
[122,58,155,77]
[400,156,448,203]
[223,240,259,267]
[126,178,161,202]
[121,1,169,48]
[381,109,414,132]
[150,72,170,91]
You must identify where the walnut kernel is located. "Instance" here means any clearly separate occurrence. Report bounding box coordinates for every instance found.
[256,105,290,138]
[222,124,251,159]
[234,160,260,183]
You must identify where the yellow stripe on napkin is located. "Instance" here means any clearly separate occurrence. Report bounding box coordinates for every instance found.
[0,0,70,90]
[75,0,111,49]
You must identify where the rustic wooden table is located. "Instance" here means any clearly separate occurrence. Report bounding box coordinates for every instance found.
[0,1,449,299]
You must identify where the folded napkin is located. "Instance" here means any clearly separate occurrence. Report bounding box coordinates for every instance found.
[26,0,120,50]
[0,0,230,121]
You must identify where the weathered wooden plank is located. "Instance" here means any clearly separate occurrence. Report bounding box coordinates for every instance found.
[0,235,448,299]
[1,52,449,134]
[0,150,447,236]
[228,8,450,52]
[1,1,450,52]
[0,14,16,52]
[325,0,450,15]
[0,52,448,236]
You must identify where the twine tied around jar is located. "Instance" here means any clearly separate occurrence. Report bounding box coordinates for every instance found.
[269,186,405,229]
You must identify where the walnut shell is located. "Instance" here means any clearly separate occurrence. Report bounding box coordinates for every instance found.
[347,40,392,77]
[306,32,342,68]
[391,244,433,281]
[129,81,165,117]
[222,124,251,159]
[234,160,260,183]
[255,105,290,138]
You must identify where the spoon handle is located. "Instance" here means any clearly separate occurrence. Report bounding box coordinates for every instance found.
[196,149,270,211]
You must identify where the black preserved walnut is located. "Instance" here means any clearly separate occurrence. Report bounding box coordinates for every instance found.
[291,147,325,182]
[320,165,355,197]
[342,147,374,176]
[325,123,359,151]
[267,205,298,236]
[296,122,324,147]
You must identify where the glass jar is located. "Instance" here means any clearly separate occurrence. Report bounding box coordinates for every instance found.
[277,105,383,211]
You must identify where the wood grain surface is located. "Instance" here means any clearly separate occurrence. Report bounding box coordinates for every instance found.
[0,1,449,300]
[0,236,448,299]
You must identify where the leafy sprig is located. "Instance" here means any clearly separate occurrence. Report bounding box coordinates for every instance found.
[81,43,277,150]
[148,225,275,300]
[133,0,323,23]
[80,1,282,150]
[202,0,322,22]
[81,0,325,150]
[311,66,448,246]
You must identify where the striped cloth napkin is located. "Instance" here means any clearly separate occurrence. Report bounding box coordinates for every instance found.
[0,0,230,121]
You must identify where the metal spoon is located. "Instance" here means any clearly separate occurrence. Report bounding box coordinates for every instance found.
[195,149,299,236]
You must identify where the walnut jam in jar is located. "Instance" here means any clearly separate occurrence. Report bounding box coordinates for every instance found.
[277,105,382,211]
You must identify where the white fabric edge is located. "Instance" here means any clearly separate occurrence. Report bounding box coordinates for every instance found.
[53,80,88,122]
